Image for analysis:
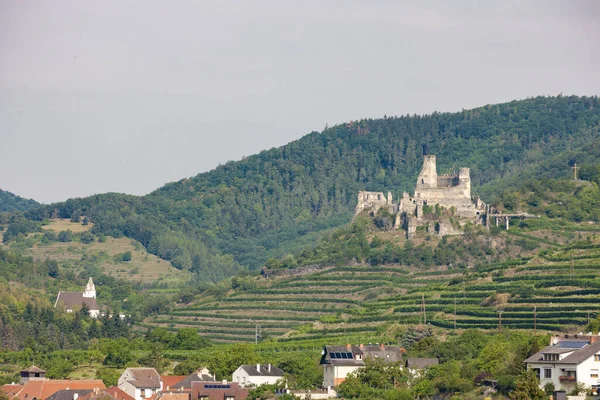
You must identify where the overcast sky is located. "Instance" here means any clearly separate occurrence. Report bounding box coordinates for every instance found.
[1,1,599,203]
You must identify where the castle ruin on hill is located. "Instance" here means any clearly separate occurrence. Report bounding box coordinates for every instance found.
[354,155,489,238]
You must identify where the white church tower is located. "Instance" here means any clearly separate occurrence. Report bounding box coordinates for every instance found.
[83,277,96,299]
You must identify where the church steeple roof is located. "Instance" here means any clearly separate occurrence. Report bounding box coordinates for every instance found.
[85,277,95,291]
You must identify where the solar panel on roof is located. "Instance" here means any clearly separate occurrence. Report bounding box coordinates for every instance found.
[556,341,587,348]
[329,353,337,359]
[341,353,348,359]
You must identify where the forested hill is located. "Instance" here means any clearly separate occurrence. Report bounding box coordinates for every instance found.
[0,189,40,212]
[23,95,600,280]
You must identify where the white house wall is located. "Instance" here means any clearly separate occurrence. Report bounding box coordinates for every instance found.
[323,365,360,388]
[529,354,600,392]
[232,368,282,388]
[576,355,600,389]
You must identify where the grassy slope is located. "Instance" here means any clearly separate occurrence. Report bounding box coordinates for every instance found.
[145,220,600,343]
[8,219,188,285]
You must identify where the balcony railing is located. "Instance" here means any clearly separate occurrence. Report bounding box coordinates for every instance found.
[558,375,576,382]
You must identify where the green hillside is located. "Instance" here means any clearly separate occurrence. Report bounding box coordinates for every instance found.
[19,95,600,280]
[145,219,600,344]
[0,189,40,212]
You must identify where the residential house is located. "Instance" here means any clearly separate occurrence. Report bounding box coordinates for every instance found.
[47,387,134,400]
[159,376,186,392]
[54,278,100,318]
[190,381,248,400]
[19,366,47,384]
[231,364,284,387]
[320,343,404,387]
[169,369,215,392]
[45,389,93,400]
[524,335,600,394]
[118,368,163,400]
[2,379,106,400]
[405,358,439,376]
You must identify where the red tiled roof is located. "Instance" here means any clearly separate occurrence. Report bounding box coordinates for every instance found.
[105,387,135,400]
[159,377,186,390]
[2,384,23,397]
[12,379,106,400]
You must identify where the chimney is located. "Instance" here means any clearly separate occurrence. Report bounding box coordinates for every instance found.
[591,336,598,344]
[256,364,260,373]
[379,343,385,350]
[222,380,227,385]
[267,364,271,372]
[73,394,78,400]
[345,343,351,351]
[359,344,364,350]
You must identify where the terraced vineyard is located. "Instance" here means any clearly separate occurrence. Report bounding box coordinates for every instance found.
[146,226,600,344]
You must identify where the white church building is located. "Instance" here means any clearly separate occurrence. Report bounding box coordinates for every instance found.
[54,277,100,318]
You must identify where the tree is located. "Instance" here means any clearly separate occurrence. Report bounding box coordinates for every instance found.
[45,357,74,379]
[207,344,259,380]
[103,339,133,368]
[138,342,169,372]
[175,328,210,350]
[80,231,95,244]
[58,230,73,243]
[122,251,132,262]
[70,210,82,223]
[97,367,121,387]
[510,370,546,400]
[45,258,59,278]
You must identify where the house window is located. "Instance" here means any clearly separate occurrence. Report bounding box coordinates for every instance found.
[544,369,552,379]
[356,354,362,360]
[595,354,600,362]
[140,390,146,398]
[592,370,599,379]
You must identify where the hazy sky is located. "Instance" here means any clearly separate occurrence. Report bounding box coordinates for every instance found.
[1,1,599,203]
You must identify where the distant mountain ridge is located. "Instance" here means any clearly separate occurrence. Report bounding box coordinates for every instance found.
[0,189,40,212]
[22,95,600,280]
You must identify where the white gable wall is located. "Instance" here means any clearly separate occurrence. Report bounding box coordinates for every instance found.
[232,367,283,388]
[117,369,162,400]
[576,354,600,389]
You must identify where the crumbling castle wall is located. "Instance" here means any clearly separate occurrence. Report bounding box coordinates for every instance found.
[355,155,487,238]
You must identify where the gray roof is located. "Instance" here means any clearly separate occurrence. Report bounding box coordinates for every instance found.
[238,365,285,377]
[46,389,93,400]
[320,345,403,367]
[55,292,99,311]
[171,374,214,389]
[21,365,46,374]
[406,358,439,369]
[524,340,600,365]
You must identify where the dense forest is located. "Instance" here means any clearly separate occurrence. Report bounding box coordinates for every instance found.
[0,189,40,213]
[11,95,600,280]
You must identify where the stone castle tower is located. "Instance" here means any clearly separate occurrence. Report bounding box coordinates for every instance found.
[415,155,438,190]
[354,155,487,237]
